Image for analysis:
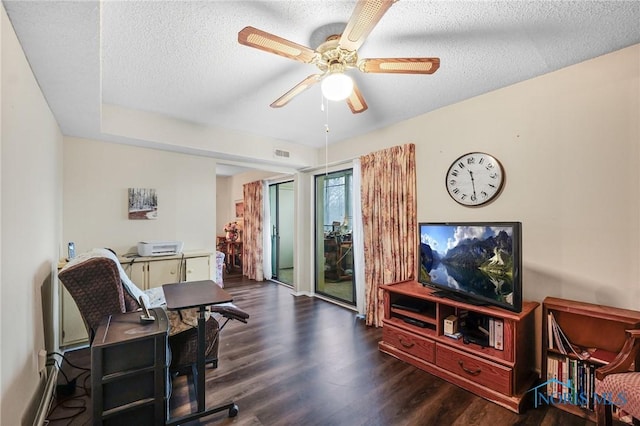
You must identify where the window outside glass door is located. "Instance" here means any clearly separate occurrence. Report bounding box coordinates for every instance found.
[315,170,355,304]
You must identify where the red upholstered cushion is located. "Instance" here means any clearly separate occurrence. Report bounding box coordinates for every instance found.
[596,372,640,419]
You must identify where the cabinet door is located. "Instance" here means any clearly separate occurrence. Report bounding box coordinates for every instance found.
[122,261,146,289]
[185,256,211,282]
[147,258,183,288]
[60,284,88,345]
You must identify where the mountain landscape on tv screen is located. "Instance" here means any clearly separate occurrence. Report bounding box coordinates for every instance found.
[420,229,514,303]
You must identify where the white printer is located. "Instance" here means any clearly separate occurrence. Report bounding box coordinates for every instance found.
[137,240,184,257]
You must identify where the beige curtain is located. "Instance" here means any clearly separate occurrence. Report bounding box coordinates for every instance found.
[360,143,417,327]
[242,181,264,281]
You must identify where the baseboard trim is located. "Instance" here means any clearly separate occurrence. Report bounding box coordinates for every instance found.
[33,365,58,426]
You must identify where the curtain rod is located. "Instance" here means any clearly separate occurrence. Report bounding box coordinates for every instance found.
[297,158,355,174]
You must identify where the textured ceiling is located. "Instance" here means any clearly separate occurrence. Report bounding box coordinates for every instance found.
[3,0,640,173]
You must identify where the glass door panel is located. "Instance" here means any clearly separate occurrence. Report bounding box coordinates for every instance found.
[270,181,294,285]
[315,170,355,304]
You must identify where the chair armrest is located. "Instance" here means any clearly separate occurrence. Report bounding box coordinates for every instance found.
[596,329,640,380]
[210,304,250,323]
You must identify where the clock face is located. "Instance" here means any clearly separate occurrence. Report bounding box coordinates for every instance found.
[446,152,504,206]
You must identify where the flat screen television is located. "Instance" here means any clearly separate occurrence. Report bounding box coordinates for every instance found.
[418,222,522,312]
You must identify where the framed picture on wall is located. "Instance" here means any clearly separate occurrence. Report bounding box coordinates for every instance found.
[128,188,158,220]
[235,200,244,219]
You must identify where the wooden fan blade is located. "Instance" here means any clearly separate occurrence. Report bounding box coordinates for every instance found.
[339,0,396,52]
[238,26,317,63]
[359,57,440,74]
[270,74,322,108]
[346,81,368,114]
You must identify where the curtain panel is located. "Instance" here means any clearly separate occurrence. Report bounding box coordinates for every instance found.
[242,180,264,281]
[360,143,417,327]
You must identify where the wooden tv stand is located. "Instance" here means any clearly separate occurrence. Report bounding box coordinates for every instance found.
[378,280,539,413]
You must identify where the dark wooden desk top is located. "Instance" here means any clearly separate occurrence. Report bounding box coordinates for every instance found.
[93,307,169,347]
[163,280,233,310]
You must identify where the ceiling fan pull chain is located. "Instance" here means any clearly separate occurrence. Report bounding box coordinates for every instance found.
[325,100,330,176]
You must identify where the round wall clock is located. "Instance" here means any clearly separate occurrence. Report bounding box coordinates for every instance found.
[445,152,505,206]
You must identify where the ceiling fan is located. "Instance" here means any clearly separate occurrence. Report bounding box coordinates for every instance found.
[238,0,440,114]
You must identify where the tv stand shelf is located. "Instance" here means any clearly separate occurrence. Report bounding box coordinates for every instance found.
[379,280,539,413]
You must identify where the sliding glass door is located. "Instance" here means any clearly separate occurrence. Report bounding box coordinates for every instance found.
[269,181,294,285]
[315,169,355,304]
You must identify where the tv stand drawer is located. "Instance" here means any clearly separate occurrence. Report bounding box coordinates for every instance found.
[383,323,435,363]
[436,344,511,395]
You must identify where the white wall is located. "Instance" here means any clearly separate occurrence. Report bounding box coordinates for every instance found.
[323,43,640,313]
[294,173,313,294]
[219,169,276,234]
[102,103,318,170]
[63,137,217,256]
[318,44,640,371]
[1,6,63,425]
[216,175,232,237]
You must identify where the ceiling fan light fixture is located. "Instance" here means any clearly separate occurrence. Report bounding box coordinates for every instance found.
[321,73,354,101]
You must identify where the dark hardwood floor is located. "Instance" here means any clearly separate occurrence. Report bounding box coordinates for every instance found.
[47,276,594,425]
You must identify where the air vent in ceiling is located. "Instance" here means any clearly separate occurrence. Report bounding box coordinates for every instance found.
[274,149,290,158]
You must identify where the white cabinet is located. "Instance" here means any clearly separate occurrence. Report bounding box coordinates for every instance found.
[185,256,211,281]
[148,258,182,288]
[121,260,145,289]
[127,257,183,289]
[60,285,89,345]
[59,251,213,347]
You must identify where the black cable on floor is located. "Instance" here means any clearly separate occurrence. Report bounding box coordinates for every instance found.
[45,368,90,425]
[45,352,92,425]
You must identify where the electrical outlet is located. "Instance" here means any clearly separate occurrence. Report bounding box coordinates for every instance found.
[38,349,47,379]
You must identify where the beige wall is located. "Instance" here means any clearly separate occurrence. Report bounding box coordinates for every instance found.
[216,170,277,236]
[63,137,218,256]
[1,6,63,425]
[216,175,233,237]
[101,103,318,170]
[324,43,640,312]
[64,141,277,263]
[318,44,639,371]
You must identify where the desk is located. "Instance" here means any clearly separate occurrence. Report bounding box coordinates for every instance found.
[91,308,169,425]
[217,236,242,273]
[324,237,353,281]
[162,280,238,424]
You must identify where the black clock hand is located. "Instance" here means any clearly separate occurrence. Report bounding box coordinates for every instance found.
[468,170,477,200]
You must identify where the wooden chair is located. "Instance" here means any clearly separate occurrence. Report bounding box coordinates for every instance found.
[595,329,640,426]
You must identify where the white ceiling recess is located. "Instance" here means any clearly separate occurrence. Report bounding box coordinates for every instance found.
[3,0,639,174]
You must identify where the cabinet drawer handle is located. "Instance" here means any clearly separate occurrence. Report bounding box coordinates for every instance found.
[458,360,481,376]
[399,337,415,348]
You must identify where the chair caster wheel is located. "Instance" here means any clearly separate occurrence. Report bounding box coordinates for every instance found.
[229,404,239,418]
